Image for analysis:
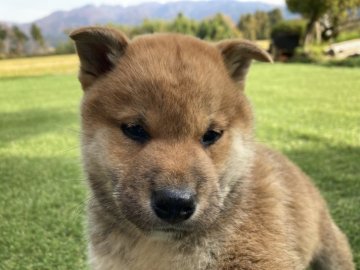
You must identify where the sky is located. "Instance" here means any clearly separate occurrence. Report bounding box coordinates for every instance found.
[1,0,285,23]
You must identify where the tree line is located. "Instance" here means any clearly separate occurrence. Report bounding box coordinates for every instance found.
[56,10,282,55]
[112,9,284,41]
[0,23,45,57]
[114,13,242,40]
[238,9,283,40]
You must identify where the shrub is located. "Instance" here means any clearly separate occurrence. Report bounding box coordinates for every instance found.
[55,40,75,55]
[335,30,360,43]
[326,56,360,67]
[270,20,307,60]
[271,20,306,39]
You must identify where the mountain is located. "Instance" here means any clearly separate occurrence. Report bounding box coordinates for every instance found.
[20,1,293,45]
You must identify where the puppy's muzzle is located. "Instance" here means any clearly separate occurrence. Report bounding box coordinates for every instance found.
[151,188,196,224]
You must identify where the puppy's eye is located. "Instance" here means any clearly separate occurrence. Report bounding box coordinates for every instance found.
[121,123,150,143]
[201,129,223,147]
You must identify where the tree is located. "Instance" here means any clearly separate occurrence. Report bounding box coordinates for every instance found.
[254,11,270,40]
[11,26,28,55]
[327,0,360,38]
[0,25,7,55]
[130,19,167,36]
[268,8,283,26]
[286,0,360,46]
[30,23,45,53]
[237,14,257,40]
[168,13,199,35]
[238,9,283,40]
[197,14,241,41]
[286,0,334,48]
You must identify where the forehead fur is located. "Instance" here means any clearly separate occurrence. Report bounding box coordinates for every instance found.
[128,33,224,76]
[83,33,252,136]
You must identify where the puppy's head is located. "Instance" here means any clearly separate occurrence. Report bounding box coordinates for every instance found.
[71,27,271,238]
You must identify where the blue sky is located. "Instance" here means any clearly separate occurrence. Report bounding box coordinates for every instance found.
[1,0,285,23]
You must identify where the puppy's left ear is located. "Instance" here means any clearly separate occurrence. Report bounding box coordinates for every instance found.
[216,40,272,86]
[70,26,129,90]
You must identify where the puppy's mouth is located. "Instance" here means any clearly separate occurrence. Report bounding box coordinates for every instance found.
[153,226,189,233]
[149,226,191,240]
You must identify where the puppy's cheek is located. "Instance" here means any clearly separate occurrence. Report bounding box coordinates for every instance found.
[82,129,113,186]
[218,129,254,199]
[83,127,128,198]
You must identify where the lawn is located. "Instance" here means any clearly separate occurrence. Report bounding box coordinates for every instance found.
[0,56,359,269]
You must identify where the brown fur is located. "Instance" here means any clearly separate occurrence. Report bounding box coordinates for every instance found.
[70,27,354,270]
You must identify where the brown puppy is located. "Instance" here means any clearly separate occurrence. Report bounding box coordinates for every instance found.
[70,27,354,270]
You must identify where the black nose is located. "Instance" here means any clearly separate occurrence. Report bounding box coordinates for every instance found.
[151,189,196,223]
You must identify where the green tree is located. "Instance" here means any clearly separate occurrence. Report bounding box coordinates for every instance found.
[327,0,360,38]
[268,8,283,26]
[254,11,270,39]
[11,26,28,55]
[168,13,199,35]
[0,25,7,55]
[286,0,332,47]
[30,23,45,53]
[130,19,167,36]
[237,14,257,40]
[198,14,241,41]
[238,9,284,40]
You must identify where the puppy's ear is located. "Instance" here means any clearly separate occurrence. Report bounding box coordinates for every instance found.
[216,39,272,86]
[70,27,129,90]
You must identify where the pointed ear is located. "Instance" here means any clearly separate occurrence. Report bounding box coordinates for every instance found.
[70,26,129,90]
[216,39,272,86]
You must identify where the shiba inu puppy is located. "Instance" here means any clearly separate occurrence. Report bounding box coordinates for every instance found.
[70,27,354,270]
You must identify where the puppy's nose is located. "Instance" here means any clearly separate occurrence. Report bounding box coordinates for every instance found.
[151,189,196,223]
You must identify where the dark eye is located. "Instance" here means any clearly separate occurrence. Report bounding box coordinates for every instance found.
[121,123,150,143]
[201,129,223,147]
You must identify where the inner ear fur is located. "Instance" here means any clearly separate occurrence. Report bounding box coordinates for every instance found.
[216,39,272,85]
[70,26,129,90]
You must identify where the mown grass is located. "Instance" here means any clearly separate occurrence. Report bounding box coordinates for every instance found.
[0,56,359,269]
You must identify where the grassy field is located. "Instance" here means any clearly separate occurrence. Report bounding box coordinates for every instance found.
[0,55,78,77]
[0,55,359,269]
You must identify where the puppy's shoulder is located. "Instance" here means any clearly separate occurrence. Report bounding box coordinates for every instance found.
[253,143,309,184]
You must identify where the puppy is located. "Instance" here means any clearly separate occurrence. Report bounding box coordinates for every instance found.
[70,27,354,270]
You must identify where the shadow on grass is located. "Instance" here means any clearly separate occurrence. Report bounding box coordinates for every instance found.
[279,132,360,266]
[280,132,359,195]
[0,154,86,269]
[0,108,78,146]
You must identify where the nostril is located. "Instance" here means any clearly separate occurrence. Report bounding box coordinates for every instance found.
[151,189,196,223]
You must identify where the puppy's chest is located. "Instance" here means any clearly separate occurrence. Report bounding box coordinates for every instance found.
[91,233,213,270]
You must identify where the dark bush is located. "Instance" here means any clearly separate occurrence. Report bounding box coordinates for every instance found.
[326,56,360,67]
[271,20,306,39]
[270,20,307,60]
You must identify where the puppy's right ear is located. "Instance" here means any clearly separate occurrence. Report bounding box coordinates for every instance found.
[70,27,129,90]
[216,39,272,88]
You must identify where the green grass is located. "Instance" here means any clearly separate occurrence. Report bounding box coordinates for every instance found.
[0,59,359,269]
[0,74,85,269]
